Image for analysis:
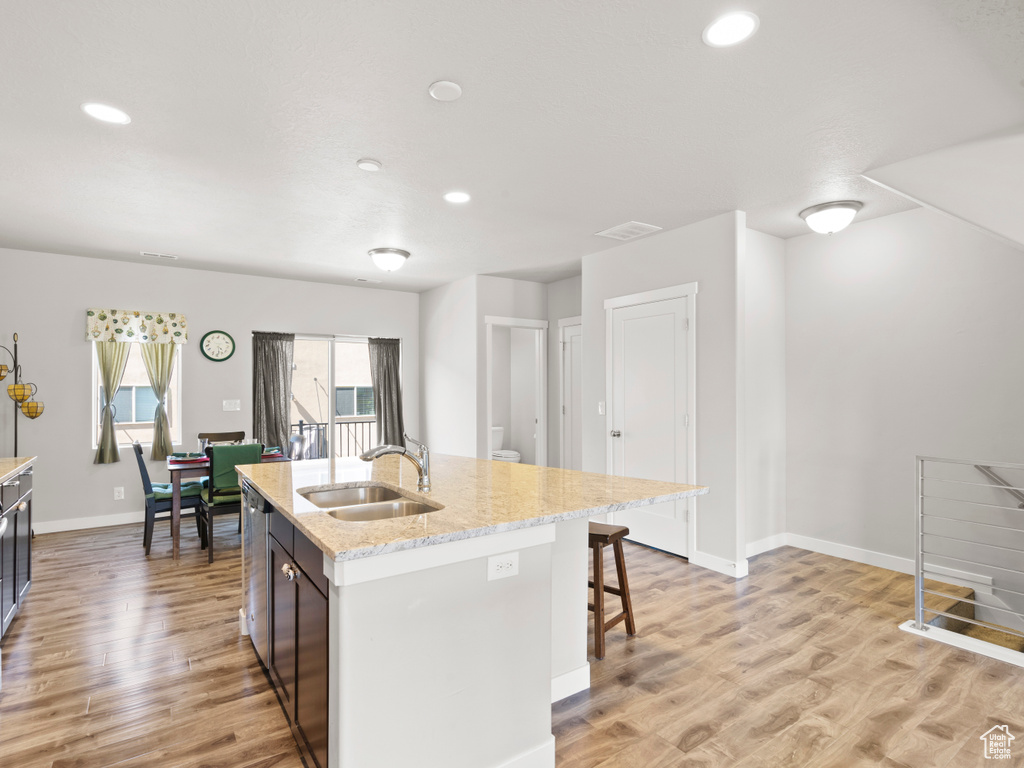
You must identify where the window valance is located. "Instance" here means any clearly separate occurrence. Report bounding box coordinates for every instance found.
[86,309,189,344]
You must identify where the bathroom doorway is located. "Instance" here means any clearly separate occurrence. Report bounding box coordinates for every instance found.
[484,316,548,466]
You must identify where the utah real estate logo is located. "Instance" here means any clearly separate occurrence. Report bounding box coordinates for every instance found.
[980,725,1014,760]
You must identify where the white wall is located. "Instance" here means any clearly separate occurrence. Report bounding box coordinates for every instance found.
[420,276,477,457]
[509,327,537,465]
[546,276,582,466]
[490,326,511,449]
[0,247,419,531]
[581,212,746,572]
[744,230,787,554]
[786,207,1024,561]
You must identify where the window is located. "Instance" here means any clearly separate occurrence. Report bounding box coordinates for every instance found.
[93,343,181,446]
[335,386,375,417]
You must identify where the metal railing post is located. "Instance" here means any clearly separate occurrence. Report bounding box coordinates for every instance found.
[915,456,925,630]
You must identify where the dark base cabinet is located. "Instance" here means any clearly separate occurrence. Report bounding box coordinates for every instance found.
[268,509,329,768]
[0,466,32,641]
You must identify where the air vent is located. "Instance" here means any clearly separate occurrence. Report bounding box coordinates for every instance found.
[354,277,382,284]
[140,251,179,260]
[594,221,663,241]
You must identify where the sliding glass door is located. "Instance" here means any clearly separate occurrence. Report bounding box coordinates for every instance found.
[289,336,384,458]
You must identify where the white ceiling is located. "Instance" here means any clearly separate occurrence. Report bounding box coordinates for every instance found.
[2,0,1023,292]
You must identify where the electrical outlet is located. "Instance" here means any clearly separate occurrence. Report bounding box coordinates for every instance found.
[113,486,124,501]
[487,551,519,581]
[223,399,241,411]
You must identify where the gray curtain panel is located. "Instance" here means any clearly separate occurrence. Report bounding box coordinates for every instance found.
[368,338,405,447]
[252,332,294,451]
[94,341,131,464]
[139,342,178,461]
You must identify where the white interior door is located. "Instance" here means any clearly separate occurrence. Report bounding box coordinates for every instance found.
[561,324,583,470]
[609,297,690,556]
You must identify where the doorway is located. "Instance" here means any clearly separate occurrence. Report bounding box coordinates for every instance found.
[605,283,696,557]
[485,316,548,466]
[559,317,582,471]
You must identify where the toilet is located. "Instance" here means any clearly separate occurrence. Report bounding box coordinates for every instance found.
[490,426,521,463]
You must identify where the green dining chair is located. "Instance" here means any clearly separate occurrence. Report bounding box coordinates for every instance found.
[198,443,262,563]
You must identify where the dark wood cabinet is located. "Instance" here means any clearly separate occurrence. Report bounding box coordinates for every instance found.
[0,467,32,640]
[269,534,297,706]
[268,509,330,768]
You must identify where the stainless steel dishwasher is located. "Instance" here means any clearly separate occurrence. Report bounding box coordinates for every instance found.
[242,481,271,666]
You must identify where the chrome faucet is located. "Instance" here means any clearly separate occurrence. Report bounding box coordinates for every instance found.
[360,434,431,492]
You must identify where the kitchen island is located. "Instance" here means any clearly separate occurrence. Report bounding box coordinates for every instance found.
[238,453,707,768]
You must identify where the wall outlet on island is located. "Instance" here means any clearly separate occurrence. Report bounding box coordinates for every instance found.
[487,551,519,581]
[223,399,241,412]
[113,487,124,501]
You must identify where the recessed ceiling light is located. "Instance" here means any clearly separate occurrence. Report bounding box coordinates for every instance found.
[443,191,471,203]
[799,201,863,234]
[428,80,463,101]
[702,12,759,47]
[81,102,131,124]
[357,158,382,172]
[368,248,410,272]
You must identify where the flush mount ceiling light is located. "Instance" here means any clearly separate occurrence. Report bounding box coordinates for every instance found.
[428,80,463,101]
[357,158,382,172]
[81,102,131,124]
[368,247,410,272]
[702,11,760,47]
[799,201,864,234]
[443,191,471,203]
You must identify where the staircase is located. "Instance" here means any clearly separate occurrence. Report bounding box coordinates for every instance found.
[924,580,1024,653]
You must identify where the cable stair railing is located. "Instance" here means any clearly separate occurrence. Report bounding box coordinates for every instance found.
[902,456,1024,665]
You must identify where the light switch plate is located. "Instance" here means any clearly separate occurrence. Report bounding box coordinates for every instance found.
[223,399,241,411]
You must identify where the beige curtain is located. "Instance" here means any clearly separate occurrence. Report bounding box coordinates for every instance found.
[94,341,131,464]
[140,342,178,460]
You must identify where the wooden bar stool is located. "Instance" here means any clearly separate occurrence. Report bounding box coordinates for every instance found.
[588,521,636,659]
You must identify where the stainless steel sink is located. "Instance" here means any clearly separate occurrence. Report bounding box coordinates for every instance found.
[300,485,404,508]
[297,483,443,521]
[327,499,442,522]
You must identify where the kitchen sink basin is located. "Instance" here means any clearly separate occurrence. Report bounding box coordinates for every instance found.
[300,485,404,508]
[297,483,444,521]
[326,499,443,522]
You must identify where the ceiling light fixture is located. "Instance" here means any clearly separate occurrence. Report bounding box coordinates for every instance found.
[702,12,760,47]
[357,158,382,172]
[428,80,463,101]
[81,102,132,124]
[799,201,863,234]
[368,247,410,272]
[443,191,471,203]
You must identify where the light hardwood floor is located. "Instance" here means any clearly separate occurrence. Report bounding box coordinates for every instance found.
[2,524,1023,767]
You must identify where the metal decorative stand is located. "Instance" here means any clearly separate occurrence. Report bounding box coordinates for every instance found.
[0,333,44,457]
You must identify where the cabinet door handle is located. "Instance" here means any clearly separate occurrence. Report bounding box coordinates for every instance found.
[610,430,622,438]
[2,479,19,488]
[281,562,300,582]
[0,518,7,538]
[16,501,27,512]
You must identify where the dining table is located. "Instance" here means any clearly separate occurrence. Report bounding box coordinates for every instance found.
[166,450,290,559]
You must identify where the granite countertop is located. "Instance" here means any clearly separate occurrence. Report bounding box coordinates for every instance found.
[237,453,708,562]
[0,457,35,486]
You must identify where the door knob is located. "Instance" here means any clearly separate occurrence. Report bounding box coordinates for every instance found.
[610,430,622,438]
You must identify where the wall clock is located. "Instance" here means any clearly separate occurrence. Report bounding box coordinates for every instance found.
[200,330,235,362]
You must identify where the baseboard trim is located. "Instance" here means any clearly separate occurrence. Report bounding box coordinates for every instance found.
[551,663,590,703]
[899,620,1024,668]
[786,533,914,575]
[33,510,145,534]
[497,735,556,768]
[746,533,787,558]
[689,550,749,579]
